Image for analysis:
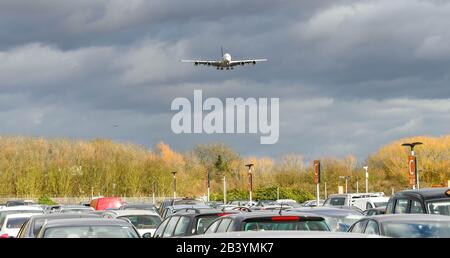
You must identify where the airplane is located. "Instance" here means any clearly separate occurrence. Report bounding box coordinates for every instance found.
[181,47,267,70]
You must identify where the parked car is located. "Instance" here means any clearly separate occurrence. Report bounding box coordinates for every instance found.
[0,206,44,233]
[120,203,157,212]
[36,218,141,238]
[385,188,450,215]
[287,207,364,232]
[301,200,325,207]
[323,193,386,210]
[0,213,36,238]
[90,197,124,211]
[153,209,238,238]
[57,205,95,214]
[363,207,386,216]
[5,200,37,207]
[203,211,330,234]
[348,214,450,238]
[161,204,212,220]
[101,209,162,237]
[17,213,100,238]
[158,198,205,215]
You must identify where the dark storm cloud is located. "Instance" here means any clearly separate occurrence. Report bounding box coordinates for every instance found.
[0,0,449,161]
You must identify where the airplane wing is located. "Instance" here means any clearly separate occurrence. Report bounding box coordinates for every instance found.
[229,59,268,66]
[181,60,221,67]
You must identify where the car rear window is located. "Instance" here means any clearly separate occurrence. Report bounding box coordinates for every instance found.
[6,217,29,229]
[242,218,329,231]
[196,215,220,234]
[330,198,345,206]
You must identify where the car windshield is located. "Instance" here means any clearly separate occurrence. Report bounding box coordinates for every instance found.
[43,226,139,238]
[382,221,450,238]
[196,216,219,234]
[427,200,450,216]
[118,215,161,229]
[6,217,29,228]
[373,202,388,208]
[329,198,345,206]
[242,220,329,231]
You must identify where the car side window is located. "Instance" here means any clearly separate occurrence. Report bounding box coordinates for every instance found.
[204,219,221,234]
[394,199,410,214]
[350,220,368,233]
[215,219,232,233]
[154,218,169,238]
[410,200,424,214]
[173,216,191,237]
[163,216,181,238]
[365,220,379,235]
[366,202,373,210]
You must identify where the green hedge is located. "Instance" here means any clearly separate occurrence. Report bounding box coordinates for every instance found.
[210,187,314,203]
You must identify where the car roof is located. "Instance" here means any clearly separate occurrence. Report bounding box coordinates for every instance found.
[170,204,211,210]
[0,206,43,211]
[218,211,325,219]
[174,209,234,216]
[60,205,93,209]
[394,187,450,200]
[42,218,133,228]
[5,213,37,219]
[289,206,363,215]
[192,230,384,238]
[106,209,160,216]
[29,213,100,220]
[366,214,450,222]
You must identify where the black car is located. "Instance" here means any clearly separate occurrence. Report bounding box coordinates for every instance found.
[153,209,238,238]
[203,211,330,234]
[35,218,140,238]
[158,198,205,215]
[17,213,100,238]
[385,188,450,215]
[120,203,158,212]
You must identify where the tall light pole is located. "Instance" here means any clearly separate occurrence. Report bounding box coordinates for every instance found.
[339,176,350,194]
[245,163,254,203]
[206,170,211,202]
[402,142,423,189]
[363,166,369,193]
[223,176,227,204]
[172,171,177,199]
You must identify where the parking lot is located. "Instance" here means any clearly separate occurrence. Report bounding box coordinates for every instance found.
[1,187,449,238]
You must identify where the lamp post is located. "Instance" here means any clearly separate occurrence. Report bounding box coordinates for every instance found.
[363,166,369,193]
[401,142,423,189]
[245,163,254,203]
[206,170,211,202]
[339,176,350,194]
[172,171,177,199]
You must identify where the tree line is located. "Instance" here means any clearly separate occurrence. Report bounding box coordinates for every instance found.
[0,135,448,199]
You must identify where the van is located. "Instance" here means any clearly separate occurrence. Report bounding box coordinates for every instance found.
[90,197,124,211]
[324,193,387,210]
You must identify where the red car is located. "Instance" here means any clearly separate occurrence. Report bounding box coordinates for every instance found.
[90,197,124,210]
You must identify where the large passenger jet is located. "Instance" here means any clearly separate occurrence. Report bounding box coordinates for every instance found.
[181,47,267,70]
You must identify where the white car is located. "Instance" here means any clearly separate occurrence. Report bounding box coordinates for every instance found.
[0,206,44,236]
[324,193,386,209]
[0,213,36,238]
[101,209,162,237]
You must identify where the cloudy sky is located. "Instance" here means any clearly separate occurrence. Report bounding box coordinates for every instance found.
[0,0,449,161]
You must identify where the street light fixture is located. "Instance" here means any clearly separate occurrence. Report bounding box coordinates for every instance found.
[245,163,254,203]
[402,142,423,189]
[172,171,177,199]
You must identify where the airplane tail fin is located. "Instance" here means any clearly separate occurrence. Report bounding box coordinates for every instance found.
[221,46,224,57]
